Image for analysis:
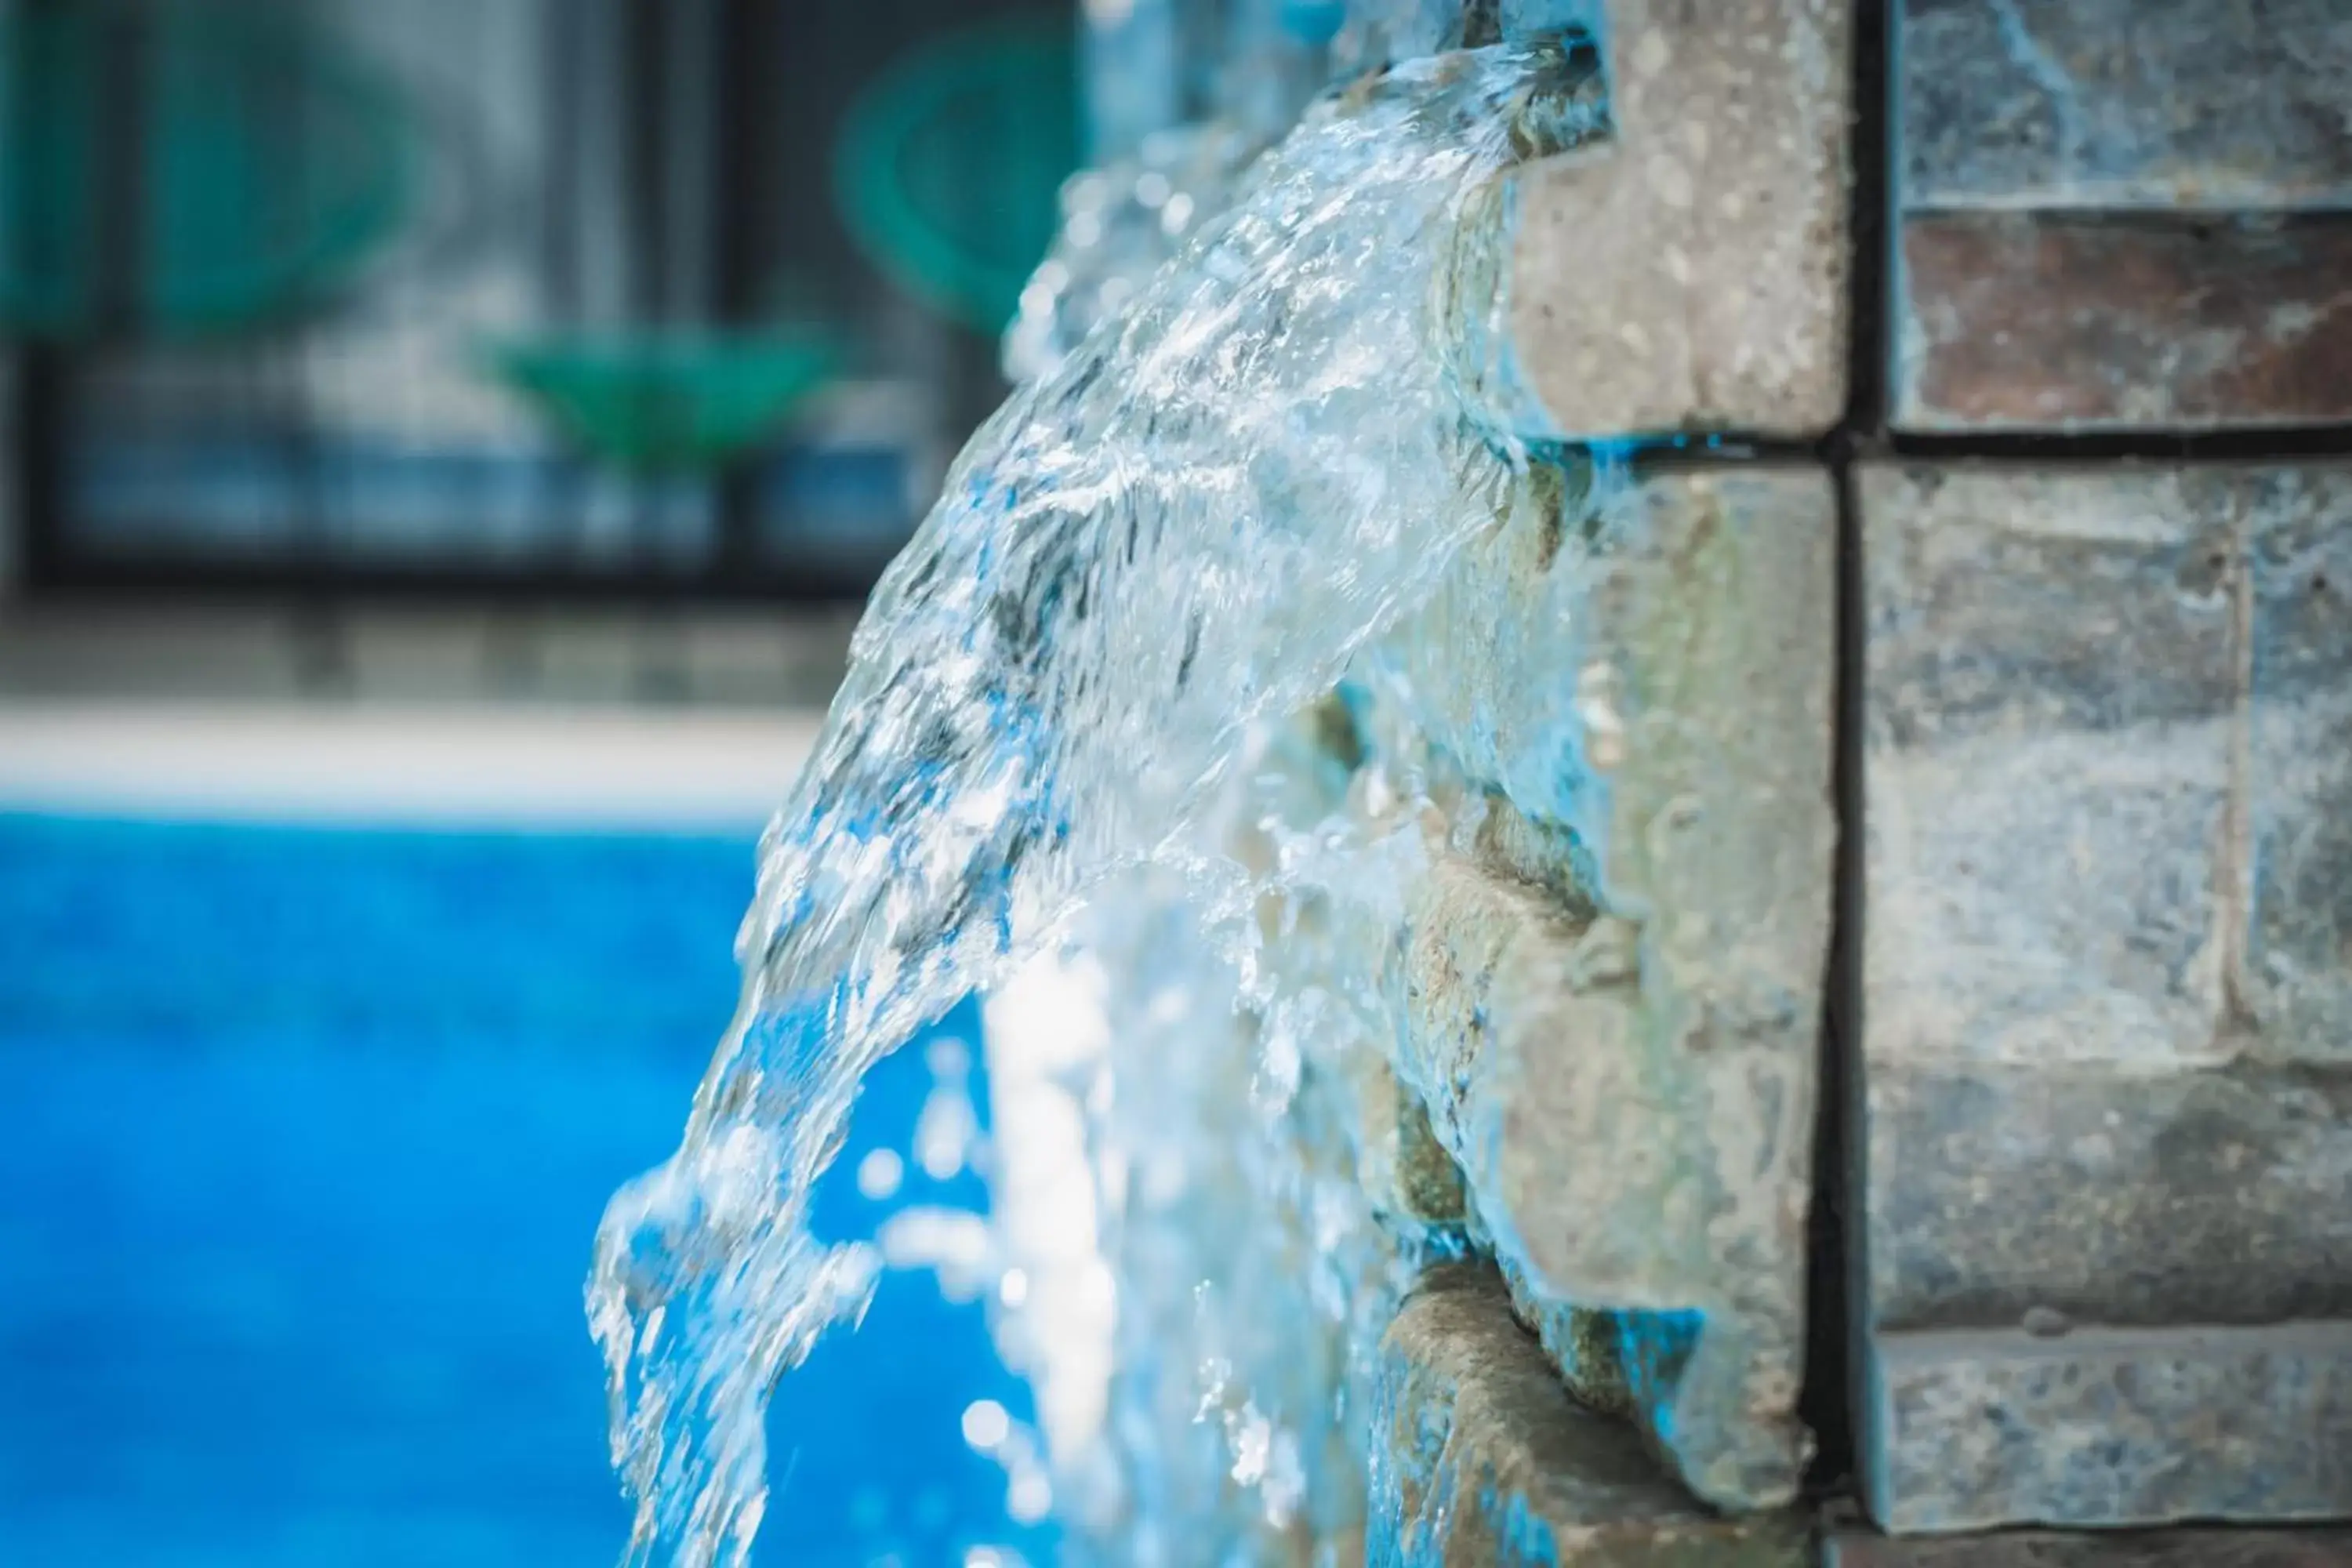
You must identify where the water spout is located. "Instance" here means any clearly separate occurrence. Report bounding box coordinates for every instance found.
[591,42,1607,1567]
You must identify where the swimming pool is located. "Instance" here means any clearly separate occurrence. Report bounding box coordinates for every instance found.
[0,812,1051,1566]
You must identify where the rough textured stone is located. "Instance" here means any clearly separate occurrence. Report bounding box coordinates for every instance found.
[2248,505,2352,1061]
[1871,1062,2352,1332]
[1404,862,1685,1302]
[1828,1524,2352,1567]
[1370,1263,1808,1566]
[1864,464,2238,1071]
[1892,213,2352,433]
[1860,461,2352,1530]
[1900,0,2352,211]
[1494,0,1851,439]
[1385,463,1838,1511]
[1352,1051,1468,1227]
[1866,1323,2352,1534]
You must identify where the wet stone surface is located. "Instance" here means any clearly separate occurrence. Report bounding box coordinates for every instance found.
[1389,464,1838,1513]
[1865,1321,2352,1534]
[1370,1263,1809,1567]
[1890,0,2352,433]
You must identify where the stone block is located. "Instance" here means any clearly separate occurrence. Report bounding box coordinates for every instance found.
[1860,461,2352,1530]
[1899,0,2352,212]
[1864,464,2238,1071]
[1369,1263,1809,1566]
[1828,1523,2352,1567]
[1890,0,2352,433]
[2248,502,2352,1059]
[1866,1323,2352,1534]
[1870,1062,2352,1333]
[1892,214,2352,433]
[1381,462,1838,1510]
[1491,0,1851,439]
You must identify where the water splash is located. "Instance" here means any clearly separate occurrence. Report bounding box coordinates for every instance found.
[591,43,1603,1567]
[1001,121,1263,386]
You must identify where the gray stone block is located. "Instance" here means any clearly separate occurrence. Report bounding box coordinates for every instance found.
[1488,0,1852,439]
[1870,1062,2352,1333]
[1864,1323,2352,1534]
[1828,1523,2352,1567]
[1384,463,1838,1511]
[1860,460,2352,1530]
[1864,460,2352,1072]
[1899,0,2352,212]
[2248,500,2352,1064]
[1369,1263,1809,1566]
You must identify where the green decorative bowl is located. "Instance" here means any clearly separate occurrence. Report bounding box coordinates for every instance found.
[485,332,841,474]
[833,15,1079,333]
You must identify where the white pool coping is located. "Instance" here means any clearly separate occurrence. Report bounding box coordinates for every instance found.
[0,701,823,831]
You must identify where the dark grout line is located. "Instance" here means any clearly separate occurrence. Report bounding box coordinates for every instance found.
[1599,420,2352,478]
[1798,0,1890,1501]
[1837,0,1891,455]
[1806,452,1869,1501]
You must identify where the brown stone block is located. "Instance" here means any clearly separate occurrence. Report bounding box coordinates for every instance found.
[1892,213,2352,433]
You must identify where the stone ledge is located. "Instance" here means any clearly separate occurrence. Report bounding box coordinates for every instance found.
[1370,1262,1809,1566]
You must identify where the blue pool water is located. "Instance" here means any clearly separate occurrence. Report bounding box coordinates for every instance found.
[0,814,1048,1566]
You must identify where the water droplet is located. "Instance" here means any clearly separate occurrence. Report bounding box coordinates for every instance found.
[961,1398,1011,1451]
[856,1147,905,1201]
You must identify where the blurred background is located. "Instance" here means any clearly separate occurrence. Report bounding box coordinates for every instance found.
[1,0,1074,605]
[0,0,1101,1561]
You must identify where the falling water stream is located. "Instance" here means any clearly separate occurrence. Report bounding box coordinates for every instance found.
[590,43,1605,1566]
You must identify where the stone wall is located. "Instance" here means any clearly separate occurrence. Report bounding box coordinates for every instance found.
[1051,1,2352,1561]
